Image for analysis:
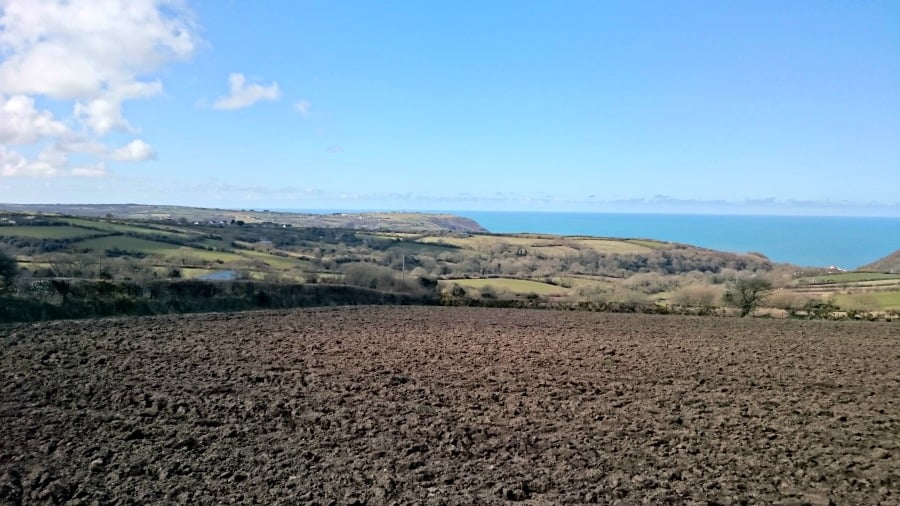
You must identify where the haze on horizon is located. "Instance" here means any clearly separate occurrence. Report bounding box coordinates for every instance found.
[0,1,897,216]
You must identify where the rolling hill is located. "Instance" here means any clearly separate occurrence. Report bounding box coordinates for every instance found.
[859,250,900,274]
[0,203,487,234]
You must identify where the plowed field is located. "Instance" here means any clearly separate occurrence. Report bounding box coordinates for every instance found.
[1,307,898,504]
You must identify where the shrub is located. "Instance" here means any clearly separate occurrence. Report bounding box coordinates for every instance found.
[671,283,722,307]
[724,277,772,317]
[0,249,19,292]
[623,272,676,294]
[341,262,430,295]
[766,290,816,310]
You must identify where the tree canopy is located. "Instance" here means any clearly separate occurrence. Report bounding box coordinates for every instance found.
[725,277,772,317]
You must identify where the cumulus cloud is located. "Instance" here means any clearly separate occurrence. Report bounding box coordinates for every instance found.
[0,0,197,177]
[294,100,311,116]
[213,73,281,110]
[109,140,156,161]
[0,146,66,177]
[0,0,194,100]
[0,95,70,144]
[0,147,26,176]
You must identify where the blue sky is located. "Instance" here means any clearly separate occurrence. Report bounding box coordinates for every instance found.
[0,0,898,215]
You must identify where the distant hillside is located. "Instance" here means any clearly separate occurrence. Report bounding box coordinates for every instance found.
[859,250,900,273]
[0,203,487,234]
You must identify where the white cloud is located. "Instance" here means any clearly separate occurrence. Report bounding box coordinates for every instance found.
[0,94,69,144]
[0,146,66,177]
[109,140,156,162]
[74,80,163,135]
[71,162,108,178]
[0,147,26,176]
[214,73,281,110]
[52,137,155,162]
[0,0,197,177]
[55,138,109,156]
[0,0,195,100]
[294,100,311,116]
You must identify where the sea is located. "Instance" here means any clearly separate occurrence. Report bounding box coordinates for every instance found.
[282,210,900,269]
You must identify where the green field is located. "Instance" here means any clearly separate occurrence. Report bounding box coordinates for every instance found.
[833,291,900,311]
[550,276,614,290]
[575,238,654,254]
[194,238,231,249]
[417,234,654,255]
[389,241,461,253]
[625,239,668,250]
[443,278,568,295]
[58,218,190,239]
[0,226,100,240]
[799,272,900,284]
[238,249,311,270]
[74,236,247,262]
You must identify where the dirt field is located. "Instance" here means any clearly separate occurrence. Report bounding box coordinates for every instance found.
[1,307,898,504]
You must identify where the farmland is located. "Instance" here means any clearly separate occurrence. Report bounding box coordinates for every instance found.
[0,225,101,240]
[0,203,487,234]
[417,234,657,255]
[57,217,190,239]
[797,272,900,284]
[443,277,567,296]
[833,291,900,311]
[1,306,897,503]
[75,236,248,263]
[1,209,899,317]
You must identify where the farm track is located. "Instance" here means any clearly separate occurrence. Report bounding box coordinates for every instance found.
[1,307,898,504]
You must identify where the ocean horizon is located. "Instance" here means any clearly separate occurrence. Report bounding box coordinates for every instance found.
[278,209,899,269]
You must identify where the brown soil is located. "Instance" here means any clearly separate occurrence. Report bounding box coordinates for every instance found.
[1,307,898,504]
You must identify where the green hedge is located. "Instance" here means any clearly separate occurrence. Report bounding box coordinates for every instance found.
[0,279,437,323]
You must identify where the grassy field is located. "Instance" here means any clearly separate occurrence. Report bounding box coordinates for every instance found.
[549,276,614,290]
[443,277,568,295]
[624,239,669,249]
[0,225,101,240]
[238,249,311,270]
[386,241,462,253]
[833,291,900,311]
[576,238,655,253]
[526,245,583,258]
[74,236,247,262]
[418,235,534,248]
[360,232,423,240]
[799,272,900,284]
[1,204,488,233]
[417,234,655,255]
[195,237,231,248]
[175,267,217,279]
[58,218,189,239]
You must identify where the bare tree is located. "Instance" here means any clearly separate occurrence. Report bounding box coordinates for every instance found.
[725,277,772,317]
